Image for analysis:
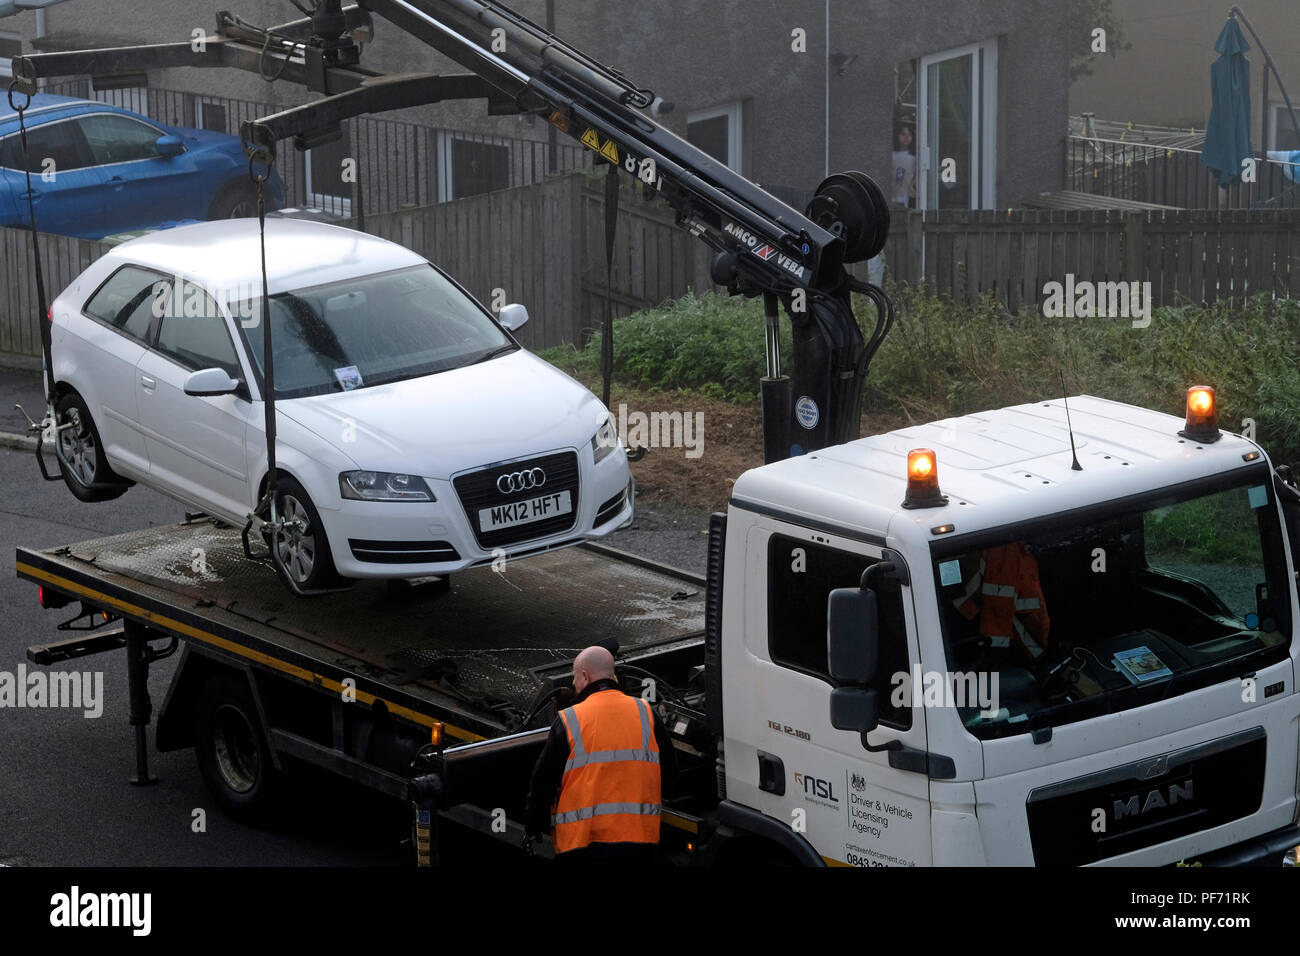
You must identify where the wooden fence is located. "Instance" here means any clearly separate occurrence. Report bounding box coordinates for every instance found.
[882,208,1300,313]
[5,182,1300,362]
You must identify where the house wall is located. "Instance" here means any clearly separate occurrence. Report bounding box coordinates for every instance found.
[11,0,1067,206]
[1070,0,1300,147]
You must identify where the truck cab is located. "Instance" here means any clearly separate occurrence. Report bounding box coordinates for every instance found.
[713,392,1300,865]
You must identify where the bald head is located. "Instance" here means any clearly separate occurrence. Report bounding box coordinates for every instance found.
[572,645,616,696]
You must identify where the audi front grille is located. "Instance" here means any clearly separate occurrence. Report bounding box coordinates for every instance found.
[453,451,581,550]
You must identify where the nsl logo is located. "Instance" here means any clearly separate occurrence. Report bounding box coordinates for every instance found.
[793,771,838,804]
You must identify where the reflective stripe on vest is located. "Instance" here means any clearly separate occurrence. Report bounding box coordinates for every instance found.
[552,691,661,853]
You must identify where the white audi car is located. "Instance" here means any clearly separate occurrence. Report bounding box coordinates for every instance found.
[47,218,633,591]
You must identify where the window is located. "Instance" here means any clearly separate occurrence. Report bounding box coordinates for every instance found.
[918,40,997,210]
[155,281,241,379]
[687,102,743,172]
[0,33,20,79]
[437,133,510,202]
[305,130,353,216]
[196,100,228,135]
[0,119,93,173]
[768,534,912,729]
[933,470,1291,741]
[1269,102,1300,151]
[77,113,164,165]
[84,265,167,342]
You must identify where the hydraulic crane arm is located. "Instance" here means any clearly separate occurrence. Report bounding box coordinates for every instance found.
[10,0,894,459]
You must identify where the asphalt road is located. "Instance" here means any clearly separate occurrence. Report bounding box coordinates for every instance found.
[0,363,711,866]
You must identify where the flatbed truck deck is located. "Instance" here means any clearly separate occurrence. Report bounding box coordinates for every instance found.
[16,520,714,860]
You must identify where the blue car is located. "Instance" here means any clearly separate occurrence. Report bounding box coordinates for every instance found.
[0,94,285,239]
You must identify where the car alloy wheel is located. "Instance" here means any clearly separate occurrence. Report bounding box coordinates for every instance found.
[274,493,317,584]
[57,405,97,487]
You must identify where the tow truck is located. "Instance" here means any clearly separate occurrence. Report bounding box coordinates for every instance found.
[10,1,1300,865]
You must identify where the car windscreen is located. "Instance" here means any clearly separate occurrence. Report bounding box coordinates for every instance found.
[234,264,514,399]
[930,467,1292,740]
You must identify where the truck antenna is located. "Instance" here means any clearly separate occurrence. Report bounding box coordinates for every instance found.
[1060,370,1083,472]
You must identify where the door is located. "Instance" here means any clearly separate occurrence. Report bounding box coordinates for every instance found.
[919,41,997,211]
[75,112,200,233]
[725,520,932,866]
[135,279,253,521]
[74,264,169,478]
[0,118,106,237]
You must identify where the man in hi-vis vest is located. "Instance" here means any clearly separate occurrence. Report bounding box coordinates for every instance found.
[525,645,676,863]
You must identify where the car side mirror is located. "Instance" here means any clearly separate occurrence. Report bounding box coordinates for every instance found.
[184,367,241,397]
[156,135,185,158]
[498,303,529,332]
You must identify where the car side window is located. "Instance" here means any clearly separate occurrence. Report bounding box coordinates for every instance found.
[767,534,912,730]
[77,114,164,166]
[155,282,242,380]
[2,120,92,173]
[84,265,167,342]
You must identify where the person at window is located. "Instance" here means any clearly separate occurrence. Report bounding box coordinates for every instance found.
[953,543,1051,659]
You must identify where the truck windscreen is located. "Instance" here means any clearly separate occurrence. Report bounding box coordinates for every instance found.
[930,467,1293,741]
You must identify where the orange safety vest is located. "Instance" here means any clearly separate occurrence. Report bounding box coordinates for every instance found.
[552,689,662,853]
[955,543,1050,657]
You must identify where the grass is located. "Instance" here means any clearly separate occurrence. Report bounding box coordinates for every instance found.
[540,286,1300,469]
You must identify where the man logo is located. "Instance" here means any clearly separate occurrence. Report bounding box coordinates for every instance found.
[1112,781,1193,821]
[1138,756,1168,780]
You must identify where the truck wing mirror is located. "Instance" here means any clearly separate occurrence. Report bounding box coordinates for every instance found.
[827,587,879,685]
[829,686,878,732]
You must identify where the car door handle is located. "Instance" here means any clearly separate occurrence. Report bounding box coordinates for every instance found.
[139,375,156,391]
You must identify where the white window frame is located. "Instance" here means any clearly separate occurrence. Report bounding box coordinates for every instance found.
[918,39,997,210]
[194,98,229,135]
[305,140,353,218]
[436,130,513,203]
[687,101,743,173]
[1268,101,1300,151]
[0,31,21,79]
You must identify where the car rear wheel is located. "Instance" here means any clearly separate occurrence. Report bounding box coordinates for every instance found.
[54,392,128,503]
[266,476,339,591]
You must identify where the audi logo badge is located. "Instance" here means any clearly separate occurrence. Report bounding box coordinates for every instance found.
[497,468,547,495]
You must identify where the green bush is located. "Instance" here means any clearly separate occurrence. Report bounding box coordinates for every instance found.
[538,287,1300,467]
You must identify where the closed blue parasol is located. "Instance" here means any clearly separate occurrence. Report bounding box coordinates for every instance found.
[1201,17,1253,187]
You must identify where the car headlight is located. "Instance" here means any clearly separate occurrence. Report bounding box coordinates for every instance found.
[592,414,620,464]
[339,471,435,502]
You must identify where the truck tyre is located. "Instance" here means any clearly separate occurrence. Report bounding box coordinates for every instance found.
[54,392,128,502]
[195,671,283,824]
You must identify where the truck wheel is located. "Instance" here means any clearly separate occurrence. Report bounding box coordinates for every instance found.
[54,392,128,502]
[195,671,283,824]
[266,476,339,591]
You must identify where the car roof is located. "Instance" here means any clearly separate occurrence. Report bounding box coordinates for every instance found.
[0,93,119,128]
[102,218,429,297]
[731,395,1266,549]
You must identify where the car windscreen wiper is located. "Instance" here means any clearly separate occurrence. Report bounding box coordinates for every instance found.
[471,344,519,365]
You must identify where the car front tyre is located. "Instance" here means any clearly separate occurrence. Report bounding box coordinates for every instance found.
[267,476,339,592]
[54,392,127,503]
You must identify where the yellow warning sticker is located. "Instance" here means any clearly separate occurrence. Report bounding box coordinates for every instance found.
[600,139,620,164]
[580,128,602,151]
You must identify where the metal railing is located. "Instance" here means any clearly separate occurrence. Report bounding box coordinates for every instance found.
[1067,134,1299,210]
[44,78,592,219]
